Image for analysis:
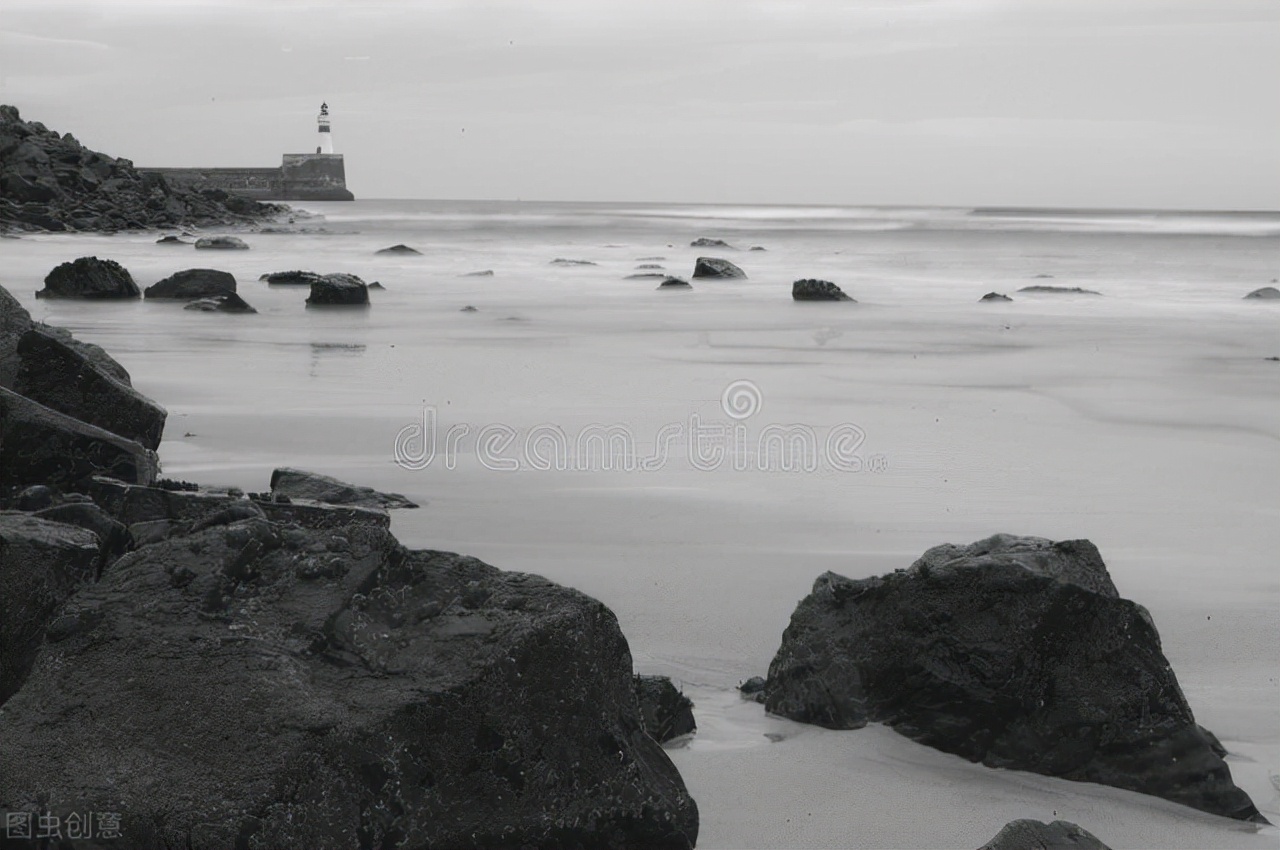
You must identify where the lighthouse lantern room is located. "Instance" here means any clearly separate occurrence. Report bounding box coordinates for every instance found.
[317,102,334,154]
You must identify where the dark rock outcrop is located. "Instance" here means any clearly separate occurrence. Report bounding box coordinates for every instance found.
[1017,285,1102,295]
[0,387,158,492]
[792,279,853,302]
[978,819,1111,850]
[658,277,692,290]
[156,234,190,244]
[691,238,732,248]
[270,467,418,510]
[15,326,167,450]
[463,269,495,277]
[627,273,668,279]
[144,268,236,300]
[763,533,1264,823]
[0,521,700,849]
[184,292,257,313]
[35,256,139,299]
[980,292,1013,302]
[636,264,664,270]
[376,244,422,255]
[195,235,249,250]
[262,270,324,285]
[306,273,370,306]
[0,512,100,705]
[0,104,285,233]
[550,258,597,266]
[1244,286,1280,300]
[634,675,697,743]
[692,257,746,279]
[2,284,132,391]
[32,502,130,574]
[738,676,767,702]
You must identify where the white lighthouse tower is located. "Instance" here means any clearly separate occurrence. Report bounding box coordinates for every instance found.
[316,102,334,154]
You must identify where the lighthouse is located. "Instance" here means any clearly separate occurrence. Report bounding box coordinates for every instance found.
[317,102,334,154]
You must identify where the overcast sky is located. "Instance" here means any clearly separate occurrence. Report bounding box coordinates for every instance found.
[1,0,1276,208]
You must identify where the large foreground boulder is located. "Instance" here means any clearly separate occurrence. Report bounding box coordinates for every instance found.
[691,257,746,279]
[0,512,100,705]
[306,273,370,306]
[144,268,237,299]
[762,533,1264,823]
[35,256,139,299]
[2,284,132,389]
[0,387,158,492]
[978,820,1111,850]
[15,326,167,449]
[0,519,700,848]
[792,279,853,302]
[270,467,417,509]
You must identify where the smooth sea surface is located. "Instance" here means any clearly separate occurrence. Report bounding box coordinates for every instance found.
[4,200,1279,848]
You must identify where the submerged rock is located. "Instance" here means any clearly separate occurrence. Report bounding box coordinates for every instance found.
[376,244,422,255]
[183,292,257,313]
[692,257,746,279]
[306,273,370,306]
[269,467,418,510]
[763,533,1265,822]
[980,292,1013,302]
[978,819,1111,850]
[144,268,236,299]
[634,675,697,743]
[627,273,668,279]
[463,269,495,277]
[550,258,597,266]
[738,676,767,703]
[636,263,664,270]
[1017,285,1102,295]
[194,235,249,250]
[0,388,159,492]
[792,279,853,302]
[691,238,732,248]
[14,326,167,450]
[0,521,700,848]
[36,256,139,299]
[1244,286,1280,300]
[658,277,692,290]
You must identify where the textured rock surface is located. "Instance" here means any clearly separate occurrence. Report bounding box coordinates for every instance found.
[0,512,100,705]
[0,105,283,233]
[978,819,1112,850]
[195,235,249,250]
[635,675,697,743]
[15,326,167,449]
[690,238,732,248]
[792,279,853,302]
[32,502,130,573]
[270,467,417,509]
[691,257,746,279]
[0,520,700,849]
[306,273,370,306]
[36,256,139,299]
[0,387,158,493]
[980,292,1013,302]
[261,269,324,285]
[763,533,1264,822]
[1244,286,1280,300]
[144,268,237,299]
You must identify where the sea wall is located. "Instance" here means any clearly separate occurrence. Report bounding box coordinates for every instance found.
[141,154,354,202]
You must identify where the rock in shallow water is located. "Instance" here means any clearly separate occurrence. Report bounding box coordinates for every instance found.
[144,267,236,299]
[762,533,1265,823]
[792,279,853,301]
[691,257,746,279]
[184,292,257,313]
[980,291,1013,302]
[35,256,139,299]
[634,675,697,743]
[194,235,249,250]
[1244,286,1280,299]
[0,520,700,848]
[306,273,370,306]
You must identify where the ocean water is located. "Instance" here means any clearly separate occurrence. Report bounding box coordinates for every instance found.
[4,200,1279,848]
